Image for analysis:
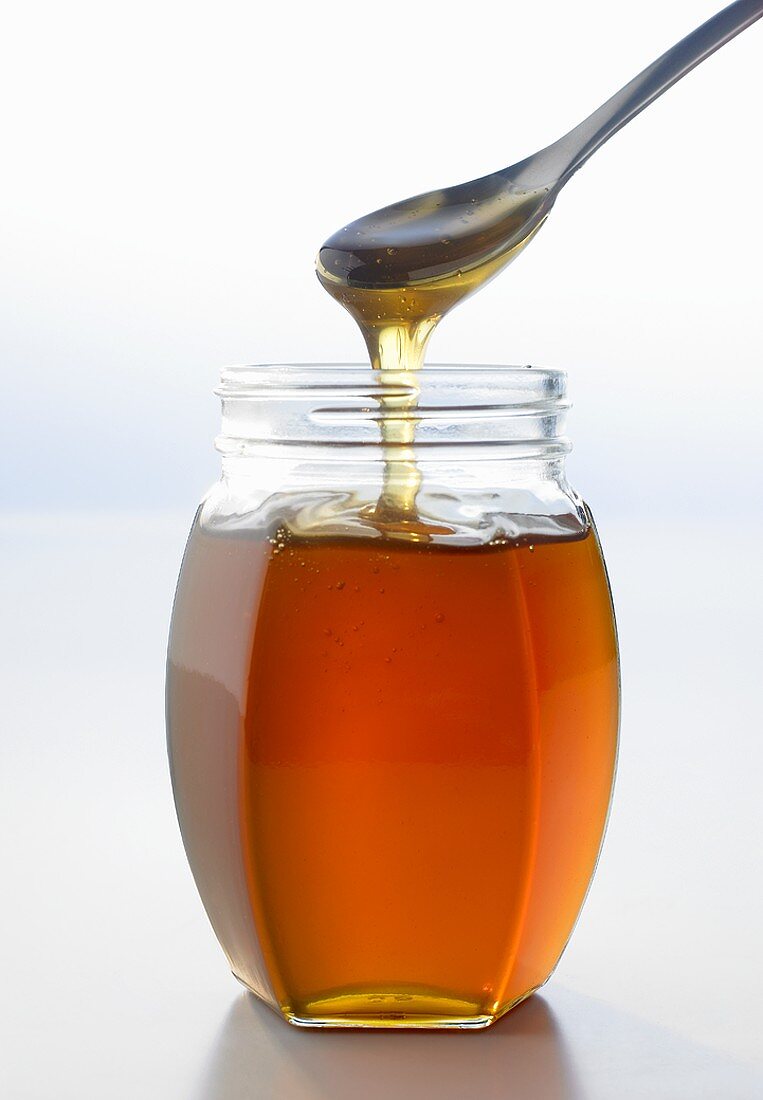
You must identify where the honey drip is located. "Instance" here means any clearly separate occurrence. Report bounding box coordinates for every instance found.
[316,184,548,529]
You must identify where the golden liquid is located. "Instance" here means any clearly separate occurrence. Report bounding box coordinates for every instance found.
[316,185,548,525]
[167,519,618,1026]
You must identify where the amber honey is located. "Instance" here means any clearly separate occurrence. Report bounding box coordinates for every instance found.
[167,517,618,1027]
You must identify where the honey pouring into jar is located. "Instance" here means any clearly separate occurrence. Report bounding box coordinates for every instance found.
[317,0,763,528]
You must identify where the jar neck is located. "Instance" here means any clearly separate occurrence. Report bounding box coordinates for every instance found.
[207,365,585,546]
[215,364,572,461]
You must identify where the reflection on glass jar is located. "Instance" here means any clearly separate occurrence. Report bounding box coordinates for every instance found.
[166,365,619,1029]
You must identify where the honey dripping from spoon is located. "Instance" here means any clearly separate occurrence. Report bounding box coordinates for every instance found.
[316,1,763,527]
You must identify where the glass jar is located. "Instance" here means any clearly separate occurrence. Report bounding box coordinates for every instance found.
[166,364,619,1029]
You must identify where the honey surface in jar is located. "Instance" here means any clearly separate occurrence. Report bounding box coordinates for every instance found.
[167,518,618,1027]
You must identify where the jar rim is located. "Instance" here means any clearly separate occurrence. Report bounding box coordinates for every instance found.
[215,363,571,456]
[219,363,563,371]
[217,362,565,396]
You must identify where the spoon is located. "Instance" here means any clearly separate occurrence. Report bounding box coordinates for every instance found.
[317,0,762,300]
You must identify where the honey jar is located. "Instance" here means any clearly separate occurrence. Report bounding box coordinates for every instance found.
[167,364,619,1028]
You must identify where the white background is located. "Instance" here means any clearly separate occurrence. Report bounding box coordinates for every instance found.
[1,1,762,1096]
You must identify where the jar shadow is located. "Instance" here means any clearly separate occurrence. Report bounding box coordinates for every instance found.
[192,990,583,1100]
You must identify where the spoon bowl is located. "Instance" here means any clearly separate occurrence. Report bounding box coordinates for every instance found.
[318,176,554,290]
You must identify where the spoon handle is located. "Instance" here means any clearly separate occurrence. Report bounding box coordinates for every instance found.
[518,0,763,189]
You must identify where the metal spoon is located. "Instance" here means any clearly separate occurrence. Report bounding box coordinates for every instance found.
[317,0,762,295]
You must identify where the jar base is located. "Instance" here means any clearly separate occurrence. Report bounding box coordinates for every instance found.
[235,975,541,1030]
[285,1010,498,1030]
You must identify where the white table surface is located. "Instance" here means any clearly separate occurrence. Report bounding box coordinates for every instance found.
[1,511,761,1099]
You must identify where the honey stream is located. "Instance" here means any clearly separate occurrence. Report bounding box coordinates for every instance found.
[316,187,548,529]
